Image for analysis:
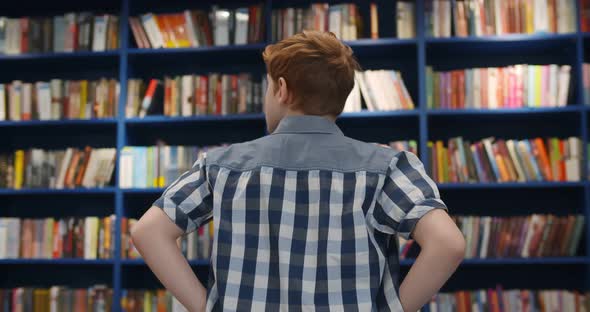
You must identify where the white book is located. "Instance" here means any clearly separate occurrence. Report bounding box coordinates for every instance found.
[328,5,343,39]
[22,83,32,120]
[432,1,439,37]
[506,140,526,182]
[0,219,6,258]
[181,75,193,116]
[494,0,503,35]
[140,13,164,49]
[5,18,21,54]
[36,82,51,120]
[285,8,295,37]
[343,80,361,112]
[50,79,62,119]
[366,71,388,110]
[119,147,134,188]
[355,71,377,111]
[97,148,116,187]
[9,81,22,121]
[533,0,548,32]
[383,70,402,110]
[557,65,571,107]
[479,217,491,258]
[234,8,249,45]
[55,148,73,189]
[473,68,481,109]
[81,150,99,188]
[184,10,199,47]
[213,9,230,46]
[463,216,472,258]
[84,217,99,259]
[521,214,539,257]
[0,84,5,121]
[487,68,498,109]
[7,218,20,258]
[441,1,451,37]
[49,287,59,312]
[92,15,108,51]
[548,64,558,107]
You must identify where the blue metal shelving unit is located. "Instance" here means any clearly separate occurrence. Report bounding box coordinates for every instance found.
[1,0,590,310]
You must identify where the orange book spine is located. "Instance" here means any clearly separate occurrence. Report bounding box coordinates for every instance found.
[533,138,553,181]
[370,3,378,39]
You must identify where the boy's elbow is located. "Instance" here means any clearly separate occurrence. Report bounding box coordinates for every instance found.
[447,233,466,263]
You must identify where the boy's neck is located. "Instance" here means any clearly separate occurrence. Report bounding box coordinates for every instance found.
[284,109,337,122]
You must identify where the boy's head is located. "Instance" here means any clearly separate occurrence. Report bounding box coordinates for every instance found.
[262,31,360,132]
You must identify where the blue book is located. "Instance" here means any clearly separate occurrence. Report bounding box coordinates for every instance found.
[481,138,501,183]
[132,147,148,188]
[522,140,543,181]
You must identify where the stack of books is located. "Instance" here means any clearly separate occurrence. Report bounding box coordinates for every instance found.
[125,74,264,118]
[454,214,584,258]
[345,70,414,112]
[121,289,185,312]
[0,216,116,260]
[426,0,576,37]
[0,147,117,189]
[0,14,119,54]
[129,5,265,49]
[0,78,120,121]
[0,286,113,311]
[430,288,589,311]
[428,137,582,183]
[119,144,225,189]
[426,65,571,110]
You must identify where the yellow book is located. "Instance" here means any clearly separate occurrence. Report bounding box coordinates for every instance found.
[534,66,542,107]
[526,0,534,34]
[103,216,111,259]
[44,219,54,258]
[144,291,152,312]
[209,220,214,239]
[495,155,509,182]
[436,141,444,183]
[14,150,24,189]
[79,80,88,119]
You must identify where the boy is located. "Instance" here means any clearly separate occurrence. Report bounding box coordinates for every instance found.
[131,31,465,312]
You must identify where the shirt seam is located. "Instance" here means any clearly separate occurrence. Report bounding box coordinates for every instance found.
[205,162,390,175]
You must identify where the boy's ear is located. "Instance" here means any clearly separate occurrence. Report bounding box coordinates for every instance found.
[277,77,291,105]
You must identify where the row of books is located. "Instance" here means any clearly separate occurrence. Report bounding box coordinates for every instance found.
[119,144,216,189]
[126,75,264,118]
[428,137,583,183]
[454,214,584,258]
[345,70,415,112]
[0,286,113,312]
[130,6,265,49]
[121,290,185,312]
[0,14,119,55]
[426,0,576,38]
[0,147,116,190]
[0,216,116,260]
[426,65,571,110]
[272,3,364,42]
[0,79,119,121]
[430,288,589,312]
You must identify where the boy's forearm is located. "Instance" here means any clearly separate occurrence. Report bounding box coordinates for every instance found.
[132,207,207,312]
[398,244,463,311]
[399,209,465,312]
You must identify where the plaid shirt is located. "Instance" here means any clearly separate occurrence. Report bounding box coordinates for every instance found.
[154,115,447,311]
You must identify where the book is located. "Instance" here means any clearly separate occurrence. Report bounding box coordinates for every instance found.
[0,216,116,260]
[131,6,264,49]
[0,147,115,190]
[127,74,263,118]
[428,0,576,37]
[427,64,571,110]
[396,2,416,39]
[431,287,588,311]
[0,14,118,54]
[429,137,581,183]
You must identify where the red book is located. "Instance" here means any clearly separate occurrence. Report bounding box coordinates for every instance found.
[481,68,488,109]
[558,139,566,181]
[215,78,222,114]
[199,76,208,114]
[20,18,29,53]
[532,138,553,181]
[140,79,160,118]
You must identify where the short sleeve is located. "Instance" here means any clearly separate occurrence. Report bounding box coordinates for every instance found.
[152,153,213,234]
[373,151,448,239]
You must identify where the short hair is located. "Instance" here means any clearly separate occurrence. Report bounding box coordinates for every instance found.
[262,31,360,116]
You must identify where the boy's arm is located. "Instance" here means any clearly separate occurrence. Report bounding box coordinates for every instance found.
[398,209,465,312]
[131,207,206,312]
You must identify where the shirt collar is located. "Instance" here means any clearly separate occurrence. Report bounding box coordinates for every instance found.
[272,115,344,135]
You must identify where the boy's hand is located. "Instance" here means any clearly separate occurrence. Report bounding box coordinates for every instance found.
[131,207,208,312]
[399,209,465,312]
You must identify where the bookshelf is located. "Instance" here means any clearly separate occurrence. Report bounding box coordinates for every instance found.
[1,0,589,310]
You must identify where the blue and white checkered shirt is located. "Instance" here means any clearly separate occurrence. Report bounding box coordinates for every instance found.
[154,115,447,311]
